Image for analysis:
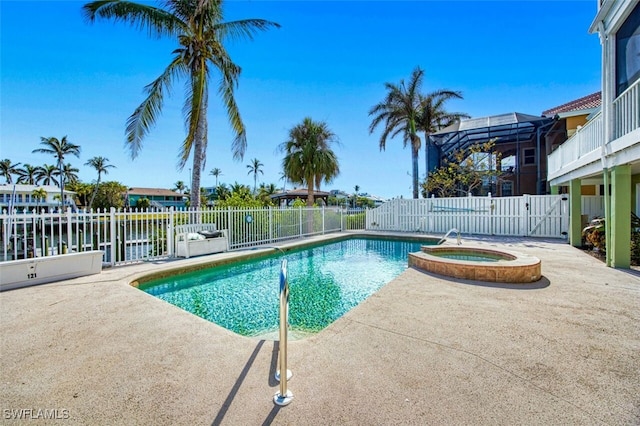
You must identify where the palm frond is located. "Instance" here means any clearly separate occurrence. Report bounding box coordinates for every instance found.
[83,0,185,38]
[215,19,281,42]
[126,55,185,159]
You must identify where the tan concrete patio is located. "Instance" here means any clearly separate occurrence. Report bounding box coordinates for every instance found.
[1,234,639,425]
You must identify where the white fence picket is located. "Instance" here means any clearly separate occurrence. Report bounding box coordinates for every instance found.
[581,196,605,221]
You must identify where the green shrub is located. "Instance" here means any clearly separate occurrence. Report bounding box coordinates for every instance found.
[345,212,365,230]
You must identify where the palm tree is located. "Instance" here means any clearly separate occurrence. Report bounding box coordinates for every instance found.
[32,136,81,209]
[85,156,116,209]
[257,182,277,205]
[35,164,59,186]
[173,180,187,194]
[280,117,340,206]
[278,171,288,192]
[83,1,279,210]
[246,158,264,193]
[369,67,424,199]
[67,181,93,209]
[16,164,40,185]
[0,159,21,184]
[209,168,222,186]
[215,183,230,201]
[61,163,80,186]
[230,182,251,197]
[353,184,360,208]
[31,187,47,211]
[416,90,469,188]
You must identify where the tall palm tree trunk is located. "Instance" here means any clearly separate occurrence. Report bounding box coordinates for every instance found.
[424,132,432,194]
[306,180,315,207]
[191,92,208,212]
[411,148,419,199]
[58,161,65,210]
[410,131,421,199]
[88,174,101,210]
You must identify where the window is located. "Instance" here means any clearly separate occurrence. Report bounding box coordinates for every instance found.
[522,148,536,165]
[616,2,640,96]
[501,181,513,197]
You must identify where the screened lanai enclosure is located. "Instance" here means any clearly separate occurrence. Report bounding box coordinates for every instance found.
[428,112,556,196]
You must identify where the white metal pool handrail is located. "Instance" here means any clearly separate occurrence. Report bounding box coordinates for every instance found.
[438,228,461,245]
[274,258,293,406]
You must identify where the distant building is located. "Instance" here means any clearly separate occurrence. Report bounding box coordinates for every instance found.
[0,184,76,212]
[270,188,330,206]
[329,189,387,207]
[430,112,555,197]
[201,186,217,206]
[361,193,386,207]
[126,187,187,209]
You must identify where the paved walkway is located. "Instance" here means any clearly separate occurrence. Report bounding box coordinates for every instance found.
[1,234,639,425]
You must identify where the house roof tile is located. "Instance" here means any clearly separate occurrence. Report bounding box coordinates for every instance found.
[128,187,183,197]
[542,91,601,116]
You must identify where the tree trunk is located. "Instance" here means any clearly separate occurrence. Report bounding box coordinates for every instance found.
[411,145,419,199]
[88,174,101,210]
[424,132,431,194]
[191,91,209,213]
[306,180,315,207]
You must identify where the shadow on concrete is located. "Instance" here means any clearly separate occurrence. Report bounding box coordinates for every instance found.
[261,405,283,425]
[211,340,265,426]
[210,340,287,426]
[618,268,640,279]
[269,341,279,387]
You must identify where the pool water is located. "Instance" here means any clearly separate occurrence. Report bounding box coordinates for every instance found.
[139,238,426,337]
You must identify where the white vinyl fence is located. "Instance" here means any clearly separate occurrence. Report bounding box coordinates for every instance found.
[1,195,585,267]
[1,206,360,266]
[366,195,570,238]
[581,196,605,221]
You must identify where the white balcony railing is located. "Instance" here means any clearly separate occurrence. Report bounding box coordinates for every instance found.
[547,111,603,177]
[548,77,640,180]
[613,78,640,139]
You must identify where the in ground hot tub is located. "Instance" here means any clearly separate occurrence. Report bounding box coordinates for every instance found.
[408,246,541,283]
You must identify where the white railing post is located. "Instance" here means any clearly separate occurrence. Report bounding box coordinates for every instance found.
[109,207,117,267]
[299,207,303,237]
[269,207,273,242]
[227,207,232,249]
[168,207,175,257]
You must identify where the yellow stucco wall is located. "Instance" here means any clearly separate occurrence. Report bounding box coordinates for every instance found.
[566,115,589,137]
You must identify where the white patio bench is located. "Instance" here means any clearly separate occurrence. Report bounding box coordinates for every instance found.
[175,224,229,258]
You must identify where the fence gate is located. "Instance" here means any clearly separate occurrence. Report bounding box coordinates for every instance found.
[525,194,569,238]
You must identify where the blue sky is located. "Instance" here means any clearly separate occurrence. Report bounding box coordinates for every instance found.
[1,0,601,199]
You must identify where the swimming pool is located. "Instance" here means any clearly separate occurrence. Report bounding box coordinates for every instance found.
[138,237,431,338]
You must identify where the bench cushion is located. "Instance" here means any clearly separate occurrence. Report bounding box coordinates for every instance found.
[198,230,223,239]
